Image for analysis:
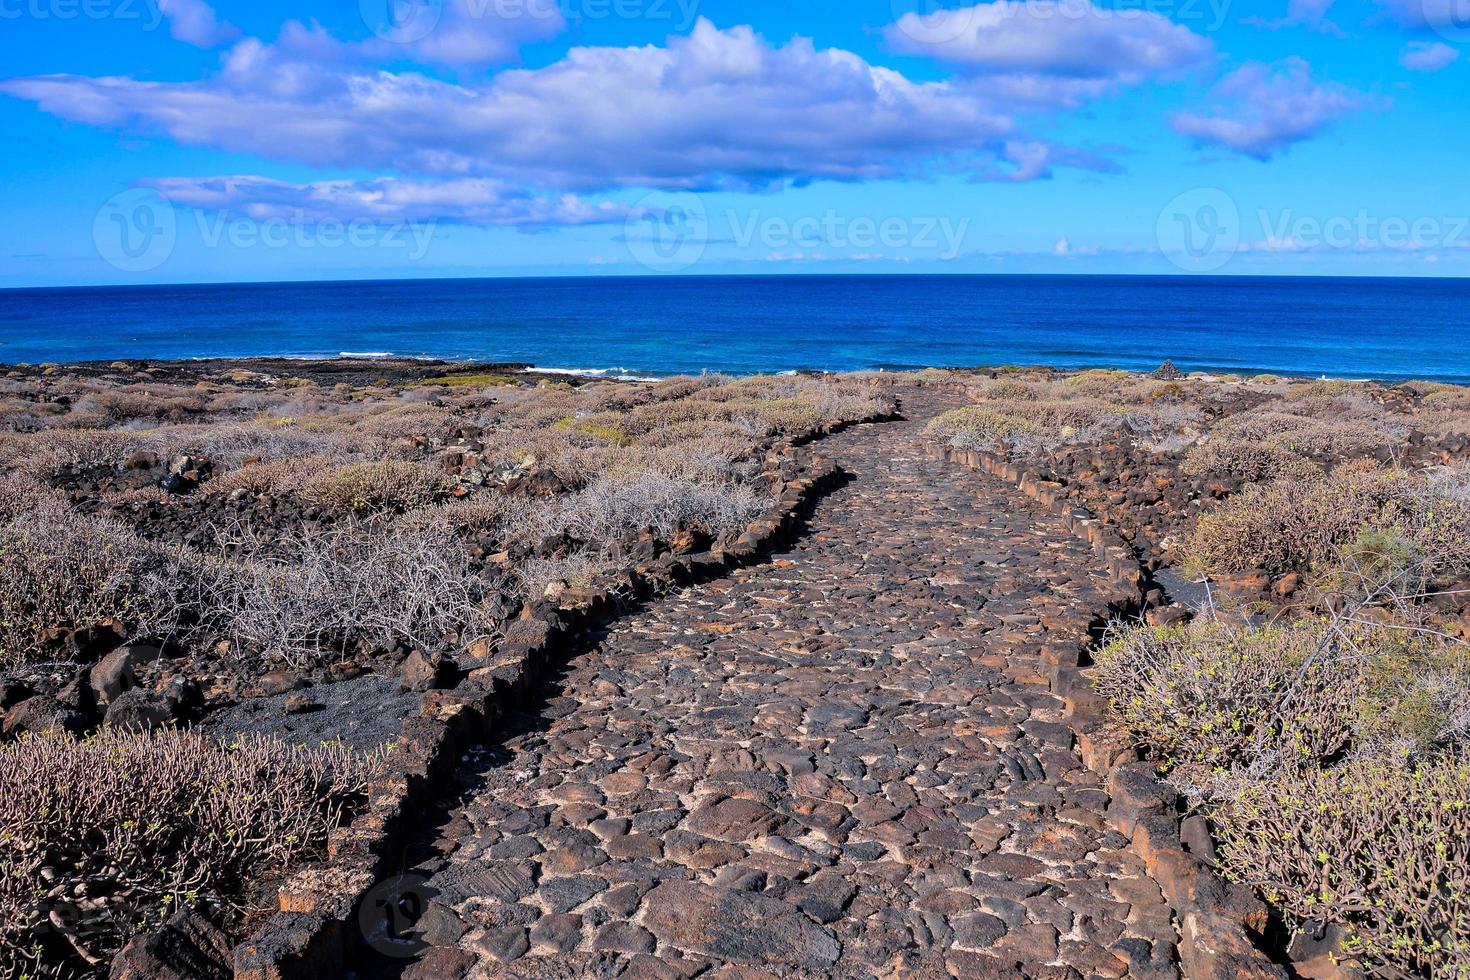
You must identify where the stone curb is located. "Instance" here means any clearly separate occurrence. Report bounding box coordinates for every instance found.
[223,417,885,980]
[931,442,1287,980]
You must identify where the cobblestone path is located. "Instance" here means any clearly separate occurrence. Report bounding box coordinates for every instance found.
[400,389,1179,979]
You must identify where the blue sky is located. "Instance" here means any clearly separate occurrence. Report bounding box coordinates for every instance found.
[1,0,1467,285]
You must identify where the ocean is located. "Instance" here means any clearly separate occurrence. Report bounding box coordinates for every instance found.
[1,274,1467,381]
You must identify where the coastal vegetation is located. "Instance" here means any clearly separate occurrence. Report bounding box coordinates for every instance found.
[922,364,1470,976]
[6,358,1470,976]
[0,359,890,978]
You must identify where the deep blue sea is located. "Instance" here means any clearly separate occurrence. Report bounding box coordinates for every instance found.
[1,274,1467,381]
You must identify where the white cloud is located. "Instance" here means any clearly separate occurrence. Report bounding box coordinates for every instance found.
[3,19,1134,191]
[884,0,1213,80]
[1170,57,1374,159]
[1400,41,1460,72]
[158,0,238,47]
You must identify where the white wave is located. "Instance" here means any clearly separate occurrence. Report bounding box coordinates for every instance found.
[523,366,663,382]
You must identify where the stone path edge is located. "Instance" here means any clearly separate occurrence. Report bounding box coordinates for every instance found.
[930,442,1288,980]
[215,412,895,980]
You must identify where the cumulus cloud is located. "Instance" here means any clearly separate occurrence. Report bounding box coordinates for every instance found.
[145,175,631,227]
[884,0,1213,79]
[2,19,1126,191]
[1169,58,1374,159]
[1400,41,1460,71]
[158,0,238,47]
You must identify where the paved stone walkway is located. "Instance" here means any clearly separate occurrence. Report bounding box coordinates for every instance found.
[398,389,1179,979]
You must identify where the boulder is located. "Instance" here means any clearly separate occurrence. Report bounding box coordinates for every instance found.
[3,695,88,737]
[104,689,173,732]
[90,645,164,706]
[399,650,455,692]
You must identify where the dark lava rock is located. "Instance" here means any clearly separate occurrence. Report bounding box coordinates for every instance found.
[640,881,841,969]
[399,650,456,693]
[104,688,174,732]
[3,695,88,737]
[112,909,231,980]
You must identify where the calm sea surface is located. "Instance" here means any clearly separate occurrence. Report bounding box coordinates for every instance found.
[1,274,1466,381]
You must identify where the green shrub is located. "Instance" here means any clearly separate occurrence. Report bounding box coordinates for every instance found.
[1215,758,1470,977]
[1063,368,1128,397]
[925,407,1040,451]
[1090,619,1363,778]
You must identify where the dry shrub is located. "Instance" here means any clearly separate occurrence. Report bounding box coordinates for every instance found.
[1181,437,1323,483]
[1091,619,1362,779]
[0,473,60,521]
[195,521,503,667]
[516,553,601,601]
[1188,467,1470,578]
[0,505,188,669]
[1215,758,1470,977]
[396,494,532,542]
[1210,411,1398,459]
[301,461,453,514]
[203,455,338,499]
[74,385,211,422]
[0,729,379,978]
[525,475,768,551]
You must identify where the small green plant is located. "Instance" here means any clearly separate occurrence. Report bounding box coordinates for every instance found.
[1215,758,1470,977]
[0,730,381,979]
